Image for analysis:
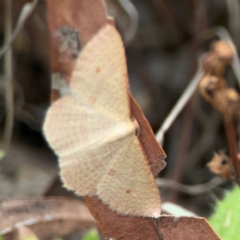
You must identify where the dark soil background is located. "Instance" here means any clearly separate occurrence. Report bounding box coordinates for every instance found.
[0,0,237,233]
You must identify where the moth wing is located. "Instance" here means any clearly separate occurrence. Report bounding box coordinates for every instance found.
[97,135,161,218]
[43,96,121,157]
[43,95,135,195]
[59,132,133,196]
[43,96,124,157]
[70,24,129,119]
[43,24,159,215]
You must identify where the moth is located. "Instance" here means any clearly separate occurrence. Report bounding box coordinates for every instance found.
[43,24,161,218]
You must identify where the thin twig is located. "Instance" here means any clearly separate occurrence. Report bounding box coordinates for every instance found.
[0,0,38,58]
[224,119,240,184]
[167,103,193,202]
[0,0,38,160]
[117,0,139,45]
[225,0,240,50]
[2,0,13,159]
[155,66,204,145]
[216,27,240,86]
[156,177,225,195]
[151,0,187,42]
[185,111,221,171]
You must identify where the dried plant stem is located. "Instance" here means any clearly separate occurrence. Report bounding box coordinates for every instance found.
[156,27,240,146]
[2,0,14,157]
[0,0,38,58]
[0,0,38,159]
[156,66,204,145]
[151,0,186,41]
[156,176,225,195]
[200,27,240,86]
[117,0,139,45]
[231,47,240,87]
[167,103,193,202]
[224,119,240,184]
[216,27,240,86]
[225,0,240,49]
[185,111,221,171]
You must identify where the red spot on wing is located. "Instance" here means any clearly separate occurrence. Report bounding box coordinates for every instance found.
[95,67,101,73]
[89,96,96,104]
[123,73,128,79]
[108,168,116,176]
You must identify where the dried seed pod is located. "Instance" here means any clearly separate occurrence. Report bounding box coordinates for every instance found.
[198,74,226,103]
[201,53,227,77]
[211,40,234,65]
[207,89,240,118]
[201,40,233,77]
[199,74,240,118]
[221,88,240,119]
[207,151,235,180]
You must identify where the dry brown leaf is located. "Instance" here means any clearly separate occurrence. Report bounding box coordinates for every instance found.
[207,151,240,180]
[159,215,221,240]
[0,197,95,240]
[46,0,166,238]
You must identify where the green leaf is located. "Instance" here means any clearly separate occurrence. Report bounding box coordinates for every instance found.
[209,186,240,240]
[82,229,100,240]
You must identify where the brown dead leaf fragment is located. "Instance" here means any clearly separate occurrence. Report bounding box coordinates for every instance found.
[46,0,166,239]
[207,151,235,180]
[159,215,221,240]
[46,0,113,85]
[0,197,95,240]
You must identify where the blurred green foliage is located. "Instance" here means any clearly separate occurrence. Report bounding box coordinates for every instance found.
[0,230,100,240]
[209,186,240,240]
[82,229,99,240]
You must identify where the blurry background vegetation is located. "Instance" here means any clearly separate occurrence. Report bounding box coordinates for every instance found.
[0,0,239,239]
